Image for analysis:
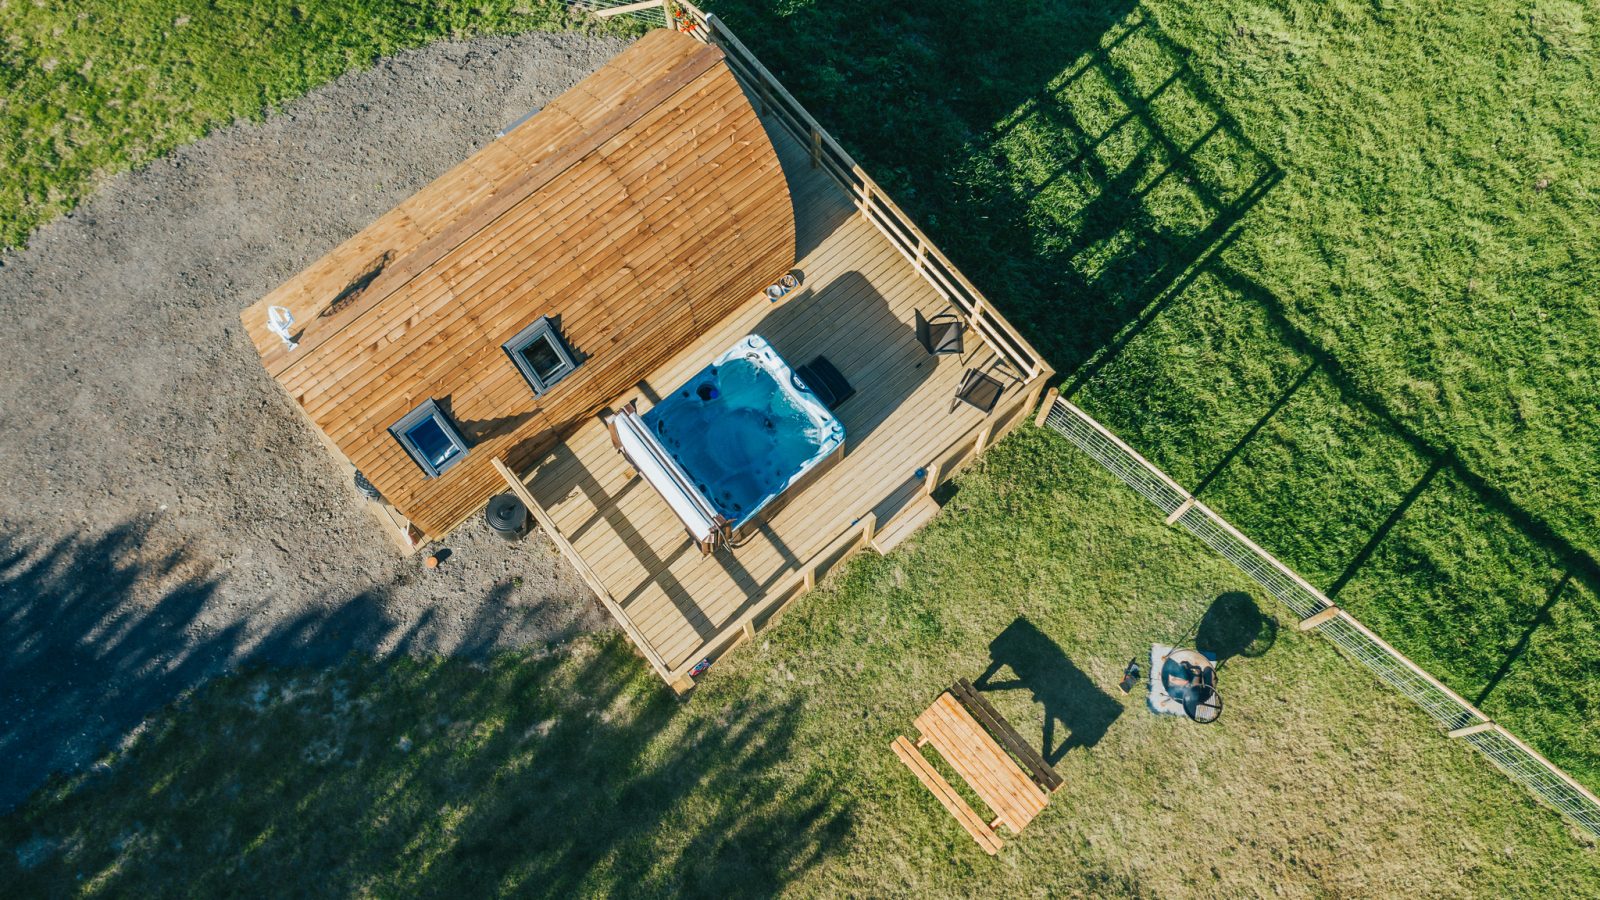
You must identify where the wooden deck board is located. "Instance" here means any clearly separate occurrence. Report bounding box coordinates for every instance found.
[521,96,1027,675]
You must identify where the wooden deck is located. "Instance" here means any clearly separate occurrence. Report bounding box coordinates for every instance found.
[506,75,1047,686]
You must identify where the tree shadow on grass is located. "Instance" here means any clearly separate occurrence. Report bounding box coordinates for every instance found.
[3,627,848,896]
[0,521,232,811]
[974,616,1121,764]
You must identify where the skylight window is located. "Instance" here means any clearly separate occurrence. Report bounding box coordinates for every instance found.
[390,399,468,478]
[504,316,578,395]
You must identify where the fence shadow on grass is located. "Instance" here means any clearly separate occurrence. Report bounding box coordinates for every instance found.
[975,616,1121,764]
[1203,267,1600,708]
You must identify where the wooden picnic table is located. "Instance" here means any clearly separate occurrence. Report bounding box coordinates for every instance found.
[891,683,1061,854]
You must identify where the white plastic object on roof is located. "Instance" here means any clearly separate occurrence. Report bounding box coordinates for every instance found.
[267,306,299,351]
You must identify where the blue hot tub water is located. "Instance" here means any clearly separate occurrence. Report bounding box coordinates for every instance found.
[643,335,844,526]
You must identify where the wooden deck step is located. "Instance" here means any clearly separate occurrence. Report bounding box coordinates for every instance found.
[871,494,941,554]
[891,735,1003,855]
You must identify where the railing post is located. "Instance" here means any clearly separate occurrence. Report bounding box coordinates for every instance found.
[1163,496,1197,526]
[973,424,992,456]
[810,126,822,168]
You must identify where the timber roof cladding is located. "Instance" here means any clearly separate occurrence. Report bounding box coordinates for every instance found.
[240,29,797,540]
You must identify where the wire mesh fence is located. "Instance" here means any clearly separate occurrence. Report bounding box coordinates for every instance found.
[1042,395,1600,837]
[1463,727,1600,835]
[1041,400,1187,516]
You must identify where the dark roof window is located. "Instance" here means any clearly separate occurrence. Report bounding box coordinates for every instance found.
[390,399,468,478]
[504,316,578,395]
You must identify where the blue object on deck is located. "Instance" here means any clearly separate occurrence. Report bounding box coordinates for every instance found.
[643,335,845,528]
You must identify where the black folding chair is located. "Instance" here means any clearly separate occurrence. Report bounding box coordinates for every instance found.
[951,367,1005,414]
[915,308,965,356]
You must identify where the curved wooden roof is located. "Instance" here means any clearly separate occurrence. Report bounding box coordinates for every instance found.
[240,29,796,539]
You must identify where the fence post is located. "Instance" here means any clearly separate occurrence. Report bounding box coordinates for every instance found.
[1298,606,1341,631]
[1163,496,1196,525]
[1032,386,1059,427]
[1447,722,1496,739]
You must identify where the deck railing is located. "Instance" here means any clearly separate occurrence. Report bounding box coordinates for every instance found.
[639,1,1045,382]
[1040,396,1600,838]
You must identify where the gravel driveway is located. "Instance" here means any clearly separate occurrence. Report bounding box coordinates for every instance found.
[0,30,629,810]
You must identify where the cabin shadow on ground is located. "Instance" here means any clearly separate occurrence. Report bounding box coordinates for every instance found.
[975,616,1121,764]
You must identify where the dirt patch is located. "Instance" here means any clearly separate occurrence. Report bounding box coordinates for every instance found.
[0,30,631,810]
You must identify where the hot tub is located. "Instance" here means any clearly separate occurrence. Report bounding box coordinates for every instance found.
[607,335,845,551]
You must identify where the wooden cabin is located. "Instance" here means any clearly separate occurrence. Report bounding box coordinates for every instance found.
[244,9,1053,694]
[242,30,794,542]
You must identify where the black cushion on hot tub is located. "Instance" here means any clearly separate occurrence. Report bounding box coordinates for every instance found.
[796,356,854,410]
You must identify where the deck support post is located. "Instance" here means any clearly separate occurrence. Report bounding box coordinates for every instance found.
[973,424,992,456]
[924,460,942,496]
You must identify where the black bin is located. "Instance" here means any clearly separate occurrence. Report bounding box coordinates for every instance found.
[485,492,530,541]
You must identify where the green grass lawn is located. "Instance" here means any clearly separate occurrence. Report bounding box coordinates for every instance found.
[0,0,639,248]
[703,0,1600,790]
[6,432,1598,896]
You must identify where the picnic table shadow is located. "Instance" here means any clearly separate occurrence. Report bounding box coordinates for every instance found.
[974,616,1121,764]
